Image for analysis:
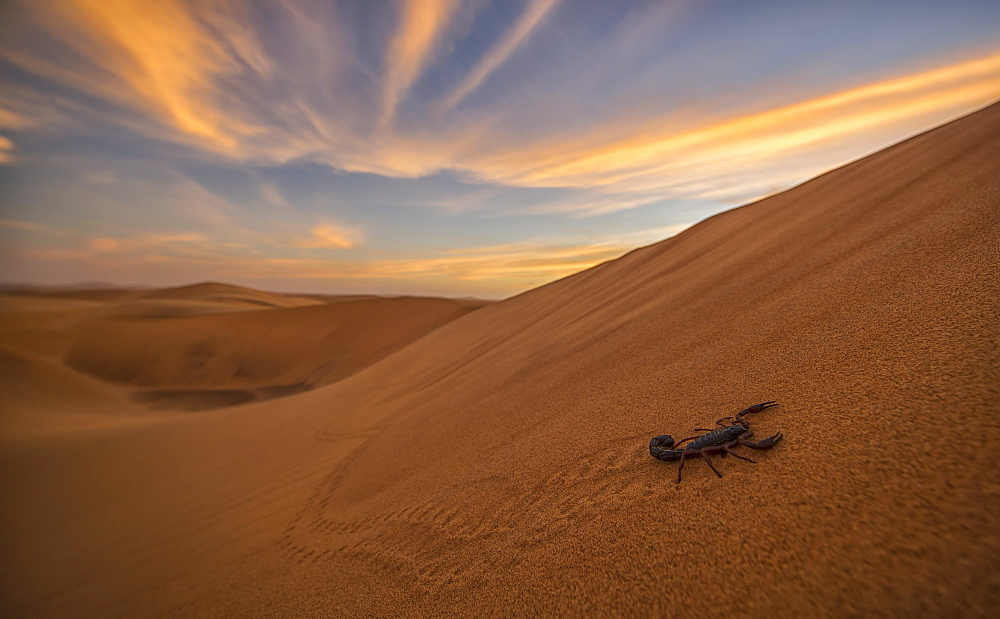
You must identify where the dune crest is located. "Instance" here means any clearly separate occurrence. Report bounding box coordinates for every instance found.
[134,281,323,308]
[1,103,998,616]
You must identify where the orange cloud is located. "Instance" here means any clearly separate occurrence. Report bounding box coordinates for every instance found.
[366,242,628,281]
[380,0,459,127]
[293,224,363,250]
[58,0,240,148]
[16,232,668,297]
[86,237,122,252]
[0,104,37,130]
[2,0,297,153]
[325,50,1000,204]
[466,52,1000,197]
[0,135,14,163]
[83,233,207,254]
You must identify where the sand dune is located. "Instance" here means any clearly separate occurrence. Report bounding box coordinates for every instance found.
[0,347,149,438]
[65,296,480,391]
[1,287,483,414]
[2,103,998,616]
[134,281,323,309]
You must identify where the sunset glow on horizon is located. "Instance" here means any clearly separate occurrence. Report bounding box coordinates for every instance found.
[1,0,998,298]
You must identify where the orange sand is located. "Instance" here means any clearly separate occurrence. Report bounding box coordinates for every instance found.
[1,104,998,616]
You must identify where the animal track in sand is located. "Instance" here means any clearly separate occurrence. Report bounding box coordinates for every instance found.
[276,435,660,588]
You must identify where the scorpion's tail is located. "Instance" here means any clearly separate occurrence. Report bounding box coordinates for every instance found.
[735,401,778,420]
[649,435,684,462]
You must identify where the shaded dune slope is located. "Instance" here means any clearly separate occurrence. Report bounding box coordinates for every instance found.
[0,289,483,413]
[2,104,998,616]
[65,296,477,392]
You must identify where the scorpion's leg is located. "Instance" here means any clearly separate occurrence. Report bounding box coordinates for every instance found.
[738,431,783,450]
[724,443,757,463]
[693,428,715,432]
[675,452,688,483]
[700,449,724,478]
[672,436,699,448]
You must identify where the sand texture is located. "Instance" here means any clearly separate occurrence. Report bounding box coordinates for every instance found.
[1,104,999,616]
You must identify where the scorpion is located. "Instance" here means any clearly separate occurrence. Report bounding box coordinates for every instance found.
[649,401,783,483]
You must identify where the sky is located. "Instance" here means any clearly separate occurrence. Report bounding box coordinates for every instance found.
[0,0,997,299]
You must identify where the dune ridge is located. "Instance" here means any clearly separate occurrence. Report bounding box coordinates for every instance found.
[1,103,998,616]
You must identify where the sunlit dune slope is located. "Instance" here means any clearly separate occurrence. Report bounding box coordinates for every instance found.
[1,103,998,617]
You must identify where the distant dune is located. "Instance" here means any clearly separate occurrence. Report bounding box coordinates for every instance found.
[0,286,486,424]
[66,295,482,409]
[134,281,323,309]
[1,104,998,616]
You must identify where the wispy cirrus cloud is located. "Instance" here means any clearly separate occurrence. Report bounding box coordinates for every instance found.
[439,0,562,112]
[0,219,68,236]
[379,0,459,128]
[4,0,998,211]
[44,0,248,150]
[457,51,1000,202]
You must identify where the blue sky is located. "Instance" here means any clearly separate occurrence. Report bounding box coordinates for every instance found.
[1,0,998,297]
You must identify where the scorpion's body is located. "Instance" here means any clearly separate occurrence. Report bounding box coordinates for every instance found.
[685,424,747,451]
[649,401,783,483]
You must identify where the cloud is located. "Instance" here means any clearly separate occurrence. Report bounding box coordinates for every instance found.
[457,52,1000,200]
[84,233,207,255]
[0,134,13,163]
[8,228,679,297]
[53,0,244,149]
[257,179,291,209]
[380,0,460,127]
[1,0,349,155]
[0,219,68,235]
[439,0,561,112]
[0,105,37,130]
[293,224,363,250]
[2,0,999,217]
